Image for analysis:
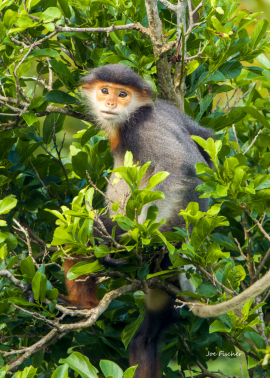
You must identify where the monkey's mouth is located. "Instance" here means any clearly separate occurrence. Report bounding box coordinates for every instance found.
[100,110,119,118]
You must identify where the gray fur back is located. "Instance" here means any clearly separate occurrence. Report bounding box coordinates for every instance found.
[108,99,212,229]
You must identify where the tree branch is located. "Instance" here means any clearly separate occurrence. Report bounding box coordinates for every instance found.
[144,0,182,108]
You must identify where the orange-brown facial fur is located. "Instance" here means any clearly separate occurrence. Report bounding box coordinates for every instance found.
[95,82,133,117]
[82,80,152,151]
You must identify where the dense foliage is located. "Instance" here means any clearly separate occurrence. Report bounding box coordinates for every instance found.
[1,0,270,377]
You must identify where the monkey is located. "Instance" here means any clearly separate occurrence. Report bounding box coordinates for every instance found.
[60,63,211,377]
[62,64,270,378]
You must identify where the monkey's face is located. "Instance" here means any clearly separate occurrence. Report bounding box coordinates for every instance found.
[95,82,133,122]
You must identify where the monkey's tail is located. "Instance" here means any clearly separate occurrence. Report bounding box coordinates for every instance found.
[130,300,180,378]
[64,257,99,308]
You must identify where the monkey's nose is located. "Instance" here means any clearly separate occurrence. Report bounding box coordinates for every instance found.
[106,100,116,107]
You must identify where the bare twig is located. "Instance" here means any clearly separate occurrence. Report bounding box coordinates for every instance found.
[243,129,262,155]
[86,171,114,205]
[225,86,253,112]
[46,58,54,91]
[33,66,47,95]
[104,176,126,214]
[255,246,270,280]
[242,211,255,283]
[30,159,64,202]
[144,0,182,108]
[9,36,28,48]
[232,124,240,153]
[243,206,270,244]
[5,328,60,371]
[196,265,237,296]
[234,238,247,260]
[14,45,36,104]
[12,219,39,268]
[51,118,69,184]
[0,270,27,291]
[211,98,221,114]
[158,0,177,12]
[192,1,203,15]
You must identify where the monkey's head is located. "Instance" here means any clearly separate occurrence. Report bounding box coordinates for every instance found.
[81,64,154,132]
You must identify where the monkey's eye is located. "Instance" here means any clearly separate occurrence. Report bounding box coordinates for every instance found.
[119,91,128,98]
[101,88,109,94]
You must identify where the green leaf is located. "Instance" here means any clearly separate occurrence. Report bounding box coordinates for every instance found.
[146,204,158,224]
[57,0,71,18]
[124,151,134,167]
[45,209,66,222]
[242,299,254,317]
[112,202,119,212]
[205,71,227,83]
[45,90,78,104]
[219,60,242,79]
[0,0,12,12]
[197,284,218,298]
[99,361,123,378]
[3,9,19,28]
[40,7,62,22]
[137,264,149,280]
[43,114,57,144]
[49,59,75,81]
[20,256,36,283]
[3,231,18,249]
[51,228,76,245]
[153,229,175,254]
[242,106,270,130]
[250,19,269,50]
[248,356,259,369]
[85,188,94,212]
[20,142,43,163]
[211,16,226,33]
[146,171,170,190]
[191,216,229,250]
[59,352,99,378]
[186,60,199,75]
[67,260,103,280]
[245,331,266,349]
[6,254,19,269]
[13,366,37,378]
[0,366,9,378]
[29,49,61,59]
[256,54,270,69]
[22,112,39,126]
[46,288,59,301]
[52,364,69,378]
[209,320,231,333]
[123,366,137,378]
[171,256,194,268]
[122,314,144,349]
[72,151,88,179]
[94,245,111,258]
[0,198,17,214]
[81,126,100,146]
[26,0,42,10]
[210,233,239,252]
[32,271,47,302]
[8,298,38,307]
[115,44,134,60]
[17,62,32,78]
